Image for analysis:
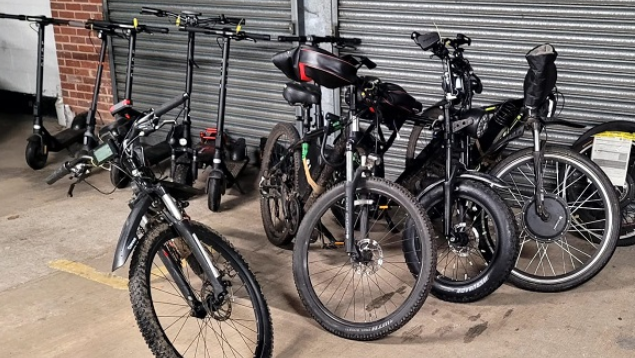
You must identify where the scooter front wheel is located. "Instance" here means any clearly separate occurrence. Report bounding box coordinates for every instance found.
[25,138,48,170]
[207,176,222,212]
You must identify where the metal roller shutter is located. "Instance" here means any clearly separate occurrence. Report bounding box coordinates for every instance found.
[104,1,297,159]
[337,1,635,179]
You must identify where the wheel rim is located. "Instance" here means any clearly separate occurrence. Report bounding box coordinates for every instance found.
[148,236,261,357]
[579,141,635,240]
[300,185,428,325]
[426,196,499,285]
[493,151,616,284]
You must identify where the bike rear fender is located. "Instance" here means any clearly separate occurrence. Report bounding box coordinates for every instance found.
[112,193,153,271]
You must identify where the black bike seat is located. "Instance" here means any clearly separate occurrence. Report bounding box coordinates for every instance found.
[283,82,321,107]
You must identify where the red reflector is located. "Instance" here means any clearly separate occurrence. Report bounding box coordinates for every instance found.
[299,63,311,82]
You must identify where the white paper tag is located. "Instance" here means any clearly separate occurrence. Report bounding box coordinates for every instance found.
[591,135,632,187]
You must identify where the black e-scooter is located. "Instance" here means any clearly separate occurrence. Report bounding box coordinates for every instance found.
[99,19,170,188]
[0,13,91,169]
[139,7,269,211]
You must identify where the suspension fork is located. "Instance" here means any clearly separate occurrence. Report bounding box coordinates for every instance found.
[531,118,549,219]
[157,187,226,302]
[443,103,457,240]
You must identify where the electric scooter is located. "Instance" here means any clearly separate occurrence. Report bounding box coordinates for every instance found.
[0,13,89,169]
[139,7,246,187]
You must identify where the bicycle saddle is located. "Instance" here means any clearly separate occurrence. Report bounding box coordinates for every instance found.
[282,82,321,107]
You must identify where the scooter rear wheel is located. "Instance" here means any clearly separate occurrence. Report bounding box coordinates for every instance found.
[25,139,48,170]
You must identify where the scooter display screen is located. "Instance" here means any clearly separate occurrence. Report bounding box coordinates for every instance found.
[92,141,116,165]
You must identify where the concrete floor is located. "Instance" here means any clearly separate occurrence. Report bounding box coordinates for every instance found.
[0,113,634,358]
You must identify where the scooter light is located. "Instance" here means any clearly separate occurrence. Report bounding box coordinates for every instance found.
[179,138,188,146]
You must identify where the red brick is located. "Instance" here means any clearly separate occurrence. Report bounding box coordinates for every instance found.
[59,66,74,75]
[54,35,70,43]
[57,11,75,19]
[80,5,99,13]
[65,3,82,11]
[71,52,88,61]
[63,43,78,52]
[76,83,93,92]
[60,27,77,36]
[51,10,60,17]
[66,75,82,84]
[65,59,80,68]
[51,3,65,10]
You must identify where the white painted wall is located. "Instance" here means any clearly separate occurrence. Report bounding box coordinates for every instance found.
[0,0,62,97]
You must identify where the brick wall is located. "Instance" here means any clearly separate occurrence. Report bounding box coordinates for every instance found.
[50,0,114,122]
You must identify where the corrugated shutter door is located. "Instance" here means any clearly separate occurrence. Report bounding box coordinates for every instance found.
[104,1,296,157]
[337,1,635,179]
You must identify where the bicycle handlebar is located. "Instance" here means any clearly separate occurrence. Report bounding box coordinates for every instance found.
[45,156,91,185]
[154,93,189,117]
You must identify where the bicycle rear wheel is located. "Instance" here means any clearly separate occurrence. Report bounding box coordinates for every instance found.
[292,177,435,340]
[259,123,302,246]
[129,221,273,357]
[489,146,620,292]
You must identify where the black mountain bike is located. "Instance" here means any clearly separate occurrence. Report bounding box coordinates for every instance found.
[401,32,519,302]
[259,35,373,246]
[266,41,436,340]
[46,94,273,358]
[405,34,620,292]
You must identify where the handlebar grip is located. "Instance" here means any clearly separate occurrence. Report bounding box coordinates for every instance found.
[154,93,189,118]
[143,25,169,34]
[140,7,163,16]
[277,35,303,42]
[245,32,270,41]
[338,37,361,45]
[67,20,85,28]
[0,13,26,20]
[46,163,70,185]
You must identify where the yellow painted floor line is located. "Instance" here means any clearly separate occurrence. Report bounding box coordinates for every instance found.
[49,259,128,290]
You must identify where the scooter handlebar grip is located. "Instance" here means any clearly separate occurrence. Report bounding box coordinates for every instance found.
[140,7,163,16]
[46,163,70,185]
[67,20,85,28]
[154,93,189,118]
[245,32,270,41]
[143,25,169,34]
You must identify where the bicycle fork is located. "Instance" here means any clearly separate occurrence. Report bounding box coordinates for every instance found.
[157,188,227,309]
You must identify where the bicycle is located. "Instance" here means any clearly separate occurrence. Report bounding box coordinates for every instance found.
[400,32,519,302]
[268,40,436,340]
[46,93,273,357]
[403,33,621,292]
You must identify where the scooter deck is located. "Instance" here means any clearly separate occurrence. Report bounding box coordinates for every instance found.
[145,141,172,165]
[48,127,84,152]
[226,159,249,181]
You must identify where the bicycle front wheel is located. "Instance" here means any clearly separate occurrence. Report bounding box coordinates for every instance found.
[129,221,273,357]
[292,177,435,340]
[489,146,620,292]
